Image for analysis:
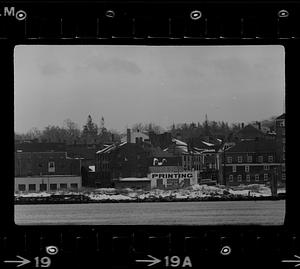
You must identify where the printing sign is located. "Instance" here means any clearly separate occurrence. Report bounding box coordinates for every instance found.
[149,172,197,189]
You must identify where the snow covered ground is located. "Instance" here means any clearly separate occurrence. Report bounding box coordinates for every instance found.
[15,184,286,202]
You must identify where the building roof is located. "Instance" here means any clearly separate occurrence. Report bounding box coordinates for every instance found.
[66,145,99,159]
[15,142,66,152]
[164,138,202,155]
[234,124,265,140]
[149,147,175,157]
[225,139,276,153]
[276,113,285,120]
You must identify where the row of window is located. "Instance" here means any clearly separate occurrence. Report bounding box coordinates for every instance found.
[182,155,202,162]
[228,174,269,182]
[227,155,274,164]
[231,165,272,172]
[17,183,78,191]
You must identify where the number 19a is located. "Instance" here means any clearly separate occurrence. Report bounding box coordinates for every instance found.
[164,256,192,267]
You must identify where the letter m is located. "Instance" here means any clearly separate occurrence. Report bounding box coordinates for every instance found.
[4,7,15,16]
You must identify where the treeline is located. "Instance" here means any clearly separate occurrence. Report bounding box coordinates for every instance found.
[15,115,277,144]
[15,116,121,145]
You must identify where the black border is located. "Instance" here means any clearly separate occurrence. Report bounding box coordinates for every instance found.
[1,1,299,268]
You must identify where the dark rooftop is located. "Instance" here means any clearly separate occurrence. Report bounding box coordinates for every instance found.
[225,139,277,153]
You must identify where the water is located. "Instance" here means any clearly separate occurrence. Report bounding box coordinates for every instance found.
[15,200,285,225]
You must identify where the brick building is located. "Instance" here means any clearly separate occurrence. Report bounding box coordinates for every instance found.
[15,152,81,177]
[95,142,151,187]
[14,140,85,192]
[219,139,281,186]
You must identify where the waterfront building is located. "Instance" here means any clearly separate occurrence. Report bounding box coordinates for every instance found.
[219,139,281,186]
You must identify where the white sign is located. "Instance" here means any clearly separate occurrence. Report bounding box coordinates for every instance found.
[149,171,198,189]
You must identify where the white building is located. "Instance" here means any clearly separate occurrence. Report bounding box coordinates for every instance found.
[15,175,82,192]
[121,129,149,144]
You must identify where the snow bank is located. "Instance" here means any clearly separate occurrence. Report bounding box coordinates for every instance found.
[15,184,286,202]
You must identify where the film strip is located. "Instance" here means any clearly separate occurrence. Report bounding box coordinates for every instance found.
[0,2,300,39]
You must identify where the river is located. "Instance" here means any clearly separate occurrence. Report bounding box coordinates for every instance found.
[15,200,285,225]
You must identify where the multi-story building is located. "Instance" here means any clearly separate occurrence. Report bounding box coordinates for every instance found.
[219,139,281,186]
[15,140,99,187]
[164,138,203,172]
[15,151,81,177]
[95,141,151,187]
[14,150,82,192]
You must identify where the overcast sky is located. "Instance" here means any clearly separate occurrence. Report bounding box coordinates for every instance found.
[14,45,285,133]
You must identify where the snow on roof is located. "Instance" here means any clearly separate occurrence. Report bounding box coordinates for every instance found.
[96,142,127,154]
[172,138,187,146]
[201,141,215,147]
[201,149,216,153]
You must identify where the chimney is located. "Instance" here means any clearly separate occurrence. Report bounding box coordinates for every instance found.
[256,121,261,130]
[127,129,131,143]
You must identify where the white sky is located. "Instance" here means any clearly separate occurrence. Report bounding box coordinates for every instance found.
[14,45,285,133]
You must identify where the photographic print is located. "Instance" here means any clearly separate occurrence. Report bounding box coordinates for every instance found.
[14,45,286,225]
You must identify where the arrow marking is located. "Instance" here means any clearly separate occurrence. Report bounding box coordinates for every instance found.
[4,255,31,267]
[136,255,161,267]
[282,255,300,267]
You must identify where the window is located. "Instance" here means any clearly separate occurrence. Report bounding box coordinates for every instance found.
[238,156,243,163]
[282,173,286,181]
[232,166,236,172]
[70,183,78,190]
[229,175,233,182]
[227,157,232,163]
[268,156,273,162]
[255,174,259,181]
[282,165,286,172]
[258,156,263,163]
[28,184,36,191]
[245,166,249,172]
[48,161,55,172]
[247,156,252,163]
[264,174,269,181]
[50,184,57,191]
[60,183,67,189]
[18,184,26,191]
[246,174,250,182]
[237,175,242,182]
[40,184,47,191]
[264,165,270,171]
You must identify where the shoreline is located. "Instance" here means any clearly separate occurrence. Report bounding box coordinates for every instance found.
[15,193,286,205]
